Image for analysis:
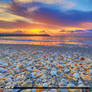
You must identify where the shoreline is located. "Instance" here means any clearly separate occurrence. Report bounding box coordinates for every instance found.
[0,44,92,57]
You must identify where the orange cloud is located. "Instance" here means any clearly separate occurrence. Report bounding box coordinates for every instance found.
[79,22,92,30]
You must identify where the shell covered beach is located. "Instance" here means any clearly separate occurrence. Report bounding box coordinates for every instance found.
[0,44,92,92]
[0,44,92,88]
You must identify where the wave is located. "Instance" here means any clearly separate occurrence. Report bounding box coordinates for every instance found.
[0,38,92,44]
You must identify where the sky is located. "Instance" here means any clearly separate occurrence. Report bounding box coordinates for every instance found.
[0,0,92,36]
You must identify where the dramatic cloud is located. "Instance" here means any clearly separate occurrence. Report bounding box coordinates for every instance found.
[13,30,24,34]
[0,1,92,30]
[8,1,92,27]
[32,8,92,26]
[16,0,75,9]
[60,29,92,36]
[0,13,30,22]
[60,29,85,33]
[0,0,92,36]
[72,30,85,33]
[0,20,32,29]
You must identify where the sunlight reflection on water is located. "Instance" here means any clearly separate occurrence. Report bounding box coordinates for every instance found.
[0,36,92,47]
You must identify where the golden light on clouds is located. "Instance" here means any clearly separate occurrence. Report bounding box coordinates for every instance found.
[0,0,92,36]
[80,22,92,29]
[0,26,86,36]
[16,0,75,9]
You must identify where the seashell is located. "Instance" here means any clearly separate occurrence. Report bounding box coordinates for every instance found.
[72,77,78,81]
[67,83,75,87]
[0,67,7,73]
[86,68,90,72]
[49,89,57,92]
[56,64,63,69]
[36,73,43,78]
[36,85,44,92]
[80,57,86,61]
[71,64,75,68]
[90,69,92,74]
[57,70,62,73]
[68,89,80,92]
[32,51,37,55]
[8,70,12,74]
[73,66,78,70]
[64,68,69,73]
[86,59,92,63]
[43,56,47,58]
[88,64,92,67]
[23,89,32,92]
[65,74,72,81]
[20,75,25,79]
[26,67,32,71]
[79,63,83,66]
[22,81,32,87]
[51,70,57,76]
[5,78,12,82]
[60,89,69,92]
[22,68,27,71]
[82,75,91,80]
[74,63,78,66]
[58,65,64,69]
[31,72,36,78]
[27,61,32,66]
[43,83,48,87]
[36,84,43,87]
[73,73,80,79]
[0,89,3,92]
[21,51,26,56]
[33,69,40,72]
[78,83,85,87]
[16,81,22,85]
[78,79,83,84]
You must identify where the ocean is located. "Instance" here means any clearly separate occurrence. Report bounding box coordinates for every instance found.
[0,36,92,47]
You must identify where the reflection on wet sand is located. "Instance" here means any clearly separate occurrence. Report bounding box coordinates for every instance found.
[0,36,91,47]
[0,40,85,47]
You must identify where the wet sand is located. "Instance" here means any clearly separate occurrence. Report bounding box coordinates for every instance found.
[0,44,92,57]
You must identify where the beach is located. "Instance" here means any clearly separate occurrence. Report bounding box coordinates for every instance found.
[1,0,92,91]
[0,44,92,90]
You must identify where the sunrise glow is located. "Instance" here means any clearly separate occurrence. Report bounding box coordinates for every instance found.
[0,0,92,36]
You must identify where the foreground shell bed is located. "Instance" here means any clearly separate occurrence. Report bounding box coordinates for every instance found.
[0,45,92,91]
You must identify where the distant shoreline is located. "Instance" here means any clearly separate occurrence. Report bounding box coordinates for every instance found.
[0,34,50,37]
[0,34,92,37]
